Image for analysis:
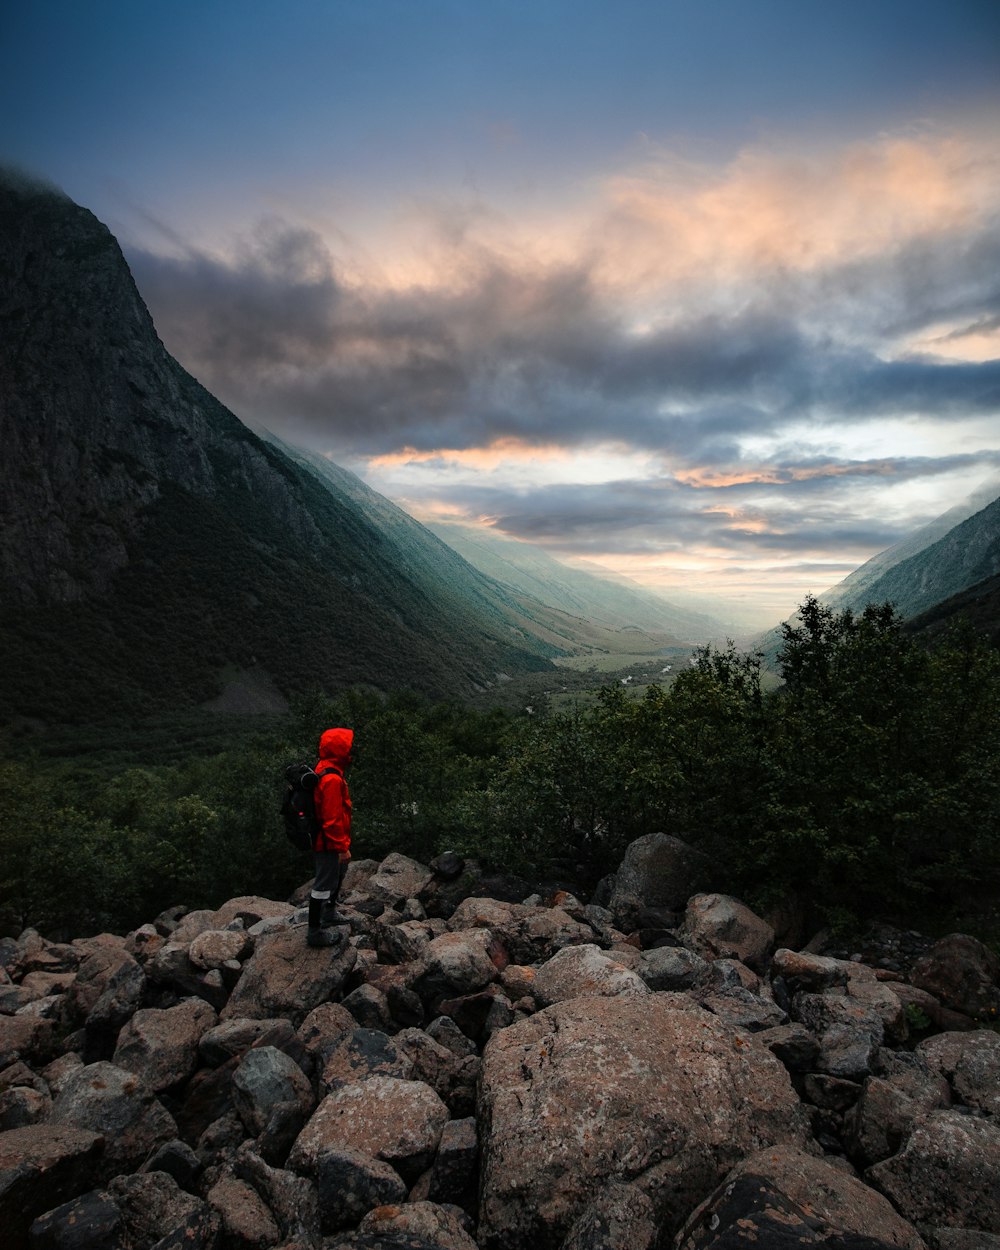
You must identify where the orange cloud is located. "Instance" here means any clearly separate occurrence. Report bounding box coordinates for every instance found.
[367,438,570,472]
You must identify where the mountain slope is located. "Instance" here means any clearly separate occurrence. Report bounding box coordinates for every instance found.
[426,521,726,642]
[0,172,556,723]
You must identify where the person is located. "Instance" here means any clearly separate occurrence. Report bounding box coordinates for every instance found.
[307,726,354,947]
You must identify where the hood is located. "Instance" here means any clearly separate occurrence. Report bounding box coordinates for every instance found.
[318,726,354,767]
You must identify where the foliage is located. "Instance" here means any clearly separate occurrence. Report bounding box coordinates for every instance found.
[2,596,999,940]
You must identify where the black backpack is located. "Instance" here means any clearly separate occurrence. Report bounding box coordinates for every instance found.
[280,762,339,853]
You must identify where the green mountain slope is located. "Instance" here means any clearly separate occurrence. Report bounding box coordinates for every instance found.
[0,172,556,724]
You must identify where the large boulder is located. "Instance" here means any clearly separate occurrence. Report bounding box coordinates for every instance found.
[916,1029,1000,1117]
[909,934,1000,1019]
[314,1144,408,1232]
[231,1045,314,1137]
[477,993,811,1249]
[679,895,775,973]
[0,1124,103,1250]
[845,1062,952,1167]
[607,834,716,931]
[288,1075,450,1185]
[366,854,435,909]
[638,946,709,991]
[49,1061,177,1179]
[532,944,650,1007]
[112,998,217,1092]
[793,993,885,1080]
[220,925,356,1023]
[81,956,146,1062]
[413,930,504,1006]
[867,1110,1000,1234]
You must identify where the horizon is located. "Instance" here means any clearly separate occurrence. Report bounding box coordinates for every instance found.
[3,1,999,622]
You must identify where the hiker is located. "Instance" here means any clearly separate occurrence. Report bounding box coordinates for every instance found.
[307,726,354,947]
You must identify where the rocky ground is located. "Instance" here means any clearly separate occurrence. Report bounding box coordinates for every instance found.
[1,833,999,1250]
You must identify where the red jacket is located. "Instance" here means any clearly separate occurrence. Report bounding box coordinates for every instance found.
[313,727,353,854]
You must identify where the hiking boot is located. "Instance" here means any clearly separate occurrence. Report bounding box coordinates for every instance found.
[307,926,340,948]
[321,905,347,928]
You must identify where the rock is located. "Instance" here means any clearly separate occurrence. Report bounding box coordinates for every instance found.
[318,1028,414,1092]
[447,897,592,965]
[189,929,251,971]
[867,1110,1000,1234]
[357,1200,477,1250]
[314,1145,407,1232]
[27,1189,125,1250]
[206,1174,280,1249]
[607,834,716,931]
[532,945,650,1007]
[0,1014,54,1066]
[395,1029,477,1117]
[772,948,850,992]
[845,1064,952,1166]
[425,1016,477,1059]
[146,1207,220,1250]
[199,1018,286,1067]
[477,994,810,1249]
[295,1003,356,1063]
[49,1061,177,1179]
[793,993,885,1080]
[755,1022,820,1073]
[436,989,508,1045]
[910,934,1000,1019]
[427,1117,478,1213]
[63,948,132,1025]
[341,984,393,1032]
[233,1142,320,1246]
[81,957,147,1063]
[112,998,217,1092]
[413,930,504,1006]
[107,1170,206,1246]
[559,1180,658,1250]
[499,964,537,1000]
[232,1046,314,1138]
[0,1085,50,1129]
[698,987,788,1033]
[145,944,224,1009]
[367,854,435,909]
[377,919,437,965]
[0,1124,103,1250]
[288,1075,449,1185]
[211,898,294,929]
[220,926,356,1024]
[140,1139,202,1190]
[430,852,465,880]
[637,946,709,991]
[916,1029,1000,1116]
[41,1054,85,1098]
[170,911,217,945]
[173,1057,238,1147]
[847,980,908,1046]
[679,894,775,972]
[926,1232,1000,1250]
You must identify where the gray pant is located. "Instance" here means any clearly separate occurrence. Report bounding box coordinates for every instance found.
[311,853,347,901]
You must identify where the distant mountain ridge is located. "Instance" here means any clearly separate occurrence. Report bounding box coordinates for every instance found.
[0,172,560,722]
[425,521,727,642]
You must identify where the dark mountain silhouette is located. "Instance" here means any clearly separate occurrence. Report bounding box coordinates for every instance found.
[0,171,560,724]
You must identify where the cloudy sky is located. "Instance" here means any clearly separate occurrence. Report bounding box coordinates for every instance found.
[4,1,1000,623]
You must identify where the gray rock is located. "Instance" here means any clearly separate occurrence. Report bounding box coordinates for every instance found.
[205,1173,280,1249]
[318,1028,414,1092]
[27,1189,124,1250]
[910,934,1000,1019]
[341,984,394,1032]
[231,1046,313,1138]
[560,1180,658,1250]
[917,1029,1000,1117]
[699,987,788,1033]
[0,1085,51,1130]
[220,925,356,1025]
[427,1117,478,1214]
[638,946,709,991]
[314,1145,407,1232]
[532,944,649,1007]
[607,834,716,931]
[107,1170,206,1247]
[447,897,592,965]
[358,1200,477,1250]
[753,1023,819,1073]
[413,930,503,1007]
[367,854,435,909]
[845,1064,952,1166]
[794,992,885,1079]
[233,1142,320,1247]
[198,1017,286,1067]
[0,1124,104,1249]
[867,1110,1000,1234]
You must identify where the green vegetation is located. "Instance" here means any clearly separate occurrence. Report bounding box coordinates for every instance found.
[2,597,998,943]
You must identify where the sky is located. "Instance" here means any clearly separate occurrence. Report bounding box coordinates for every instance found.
[3,1,1000,626]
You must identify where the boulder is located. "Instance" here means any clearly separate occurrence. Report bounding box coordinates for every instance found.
[288,1075,449,1185]
[560,1180,658,1250]
[607,834,716,931]
[211,898,294,929]
[532,944,650,1007]
[295,1003,356,1063]
[699,987,788,1033]
[112,998,217,1092]
[0,1085,50,1129]
[107,1170,207,1247]
[188,929,251,971]
[754,1022,820,1073]
[447,897,592,964]
[0,1013,54,1067]
[81,957,148,1063]
[679,895,774,972]
[367,854,435,909]
[413,930,504,1006]
[427,1116,478,1213]
[314,1145,407,1232]
[477,994,810,1249]
[357,1200,477,1250]
[909,934,1000,1019]
[793,993,885,1080]
[0,1124,103,1249]
[206,1174,280,1248]
[845,1064,952,1166]
[341,984,393,1032]
[638,946,709,991]
[220,926,356,1024]
[916,1029,1000,1117]
[199,1017,286,1067]
[376,918,438,965]
[64,948,133,1025]
[772,948,850,992]
[318,1028,415,1092]
[867,1110,1000,1234]
[232,1046,314,1138]
[49,1061,177,1179]
[233,1141,320,1247]
[26,1189,125,1250]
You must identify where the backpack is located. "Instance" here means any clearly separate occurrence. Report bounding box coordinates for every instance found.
[280,762,339,853]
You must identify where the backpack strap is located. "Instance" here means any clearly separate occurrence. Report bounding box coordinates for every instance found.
[316,765,343,781]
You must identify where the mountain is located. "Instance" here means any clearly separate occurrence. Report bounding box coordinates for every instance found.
[902,571,1000,647]
[0,171,558,724]
[426,521,727,642]
[823,490,1000,622]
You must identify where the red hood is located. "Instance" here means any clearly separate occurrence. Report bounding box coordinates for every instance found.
[318,727,353,768]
